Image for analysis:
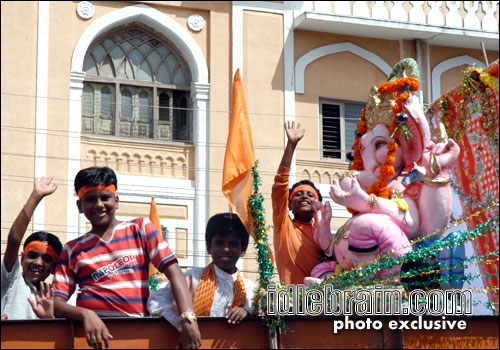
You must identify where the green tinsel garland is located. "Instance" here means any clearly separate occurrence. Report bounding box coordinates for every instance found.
[248,169,499,324]
[250,161,274,286]
[249,161,289,331]
[268,212,500,318]
[149,272,160,293]
[314,213,499,290]
[352,216,500,288]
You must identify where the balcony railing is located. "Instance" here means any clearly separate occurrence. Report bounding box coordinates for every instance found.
[302,1,499,32]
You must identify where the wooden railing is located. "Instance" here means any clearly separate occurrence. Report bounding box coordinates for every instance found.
[2,315,498,349]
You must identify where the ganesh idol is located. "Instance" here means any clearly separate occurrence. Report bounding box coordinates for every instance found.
[305,59,460,285]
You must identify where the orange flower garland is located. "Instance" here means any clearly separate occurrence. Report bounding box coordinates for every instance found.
[378,77,419,94]
[351,109,366,171]
[347,77,419,215]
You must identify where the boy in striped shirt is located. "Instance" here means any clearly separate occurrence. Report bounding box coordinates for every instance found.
[52,167,201,349]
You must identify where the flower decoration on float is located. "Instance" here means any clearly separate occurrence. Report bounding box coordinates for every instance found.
[348,59,420,215]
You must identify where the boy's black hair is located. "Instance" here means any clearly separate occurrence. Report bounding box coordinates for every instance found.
[74,166,118,194]
[205,213,249,251]
[289,180,323,202]
[400,255,441,291]
[24,231,63,257]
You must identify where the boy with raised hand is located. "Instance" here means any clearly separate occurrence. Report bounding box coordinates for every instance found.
[1,176,62,320]
[52,166,201,349]
[148,213,256,328]
[272,121,323,285]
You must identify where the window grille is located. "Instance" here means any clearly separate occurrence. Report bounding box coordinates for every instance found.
[320,99,364,161]
[82,24,192,142]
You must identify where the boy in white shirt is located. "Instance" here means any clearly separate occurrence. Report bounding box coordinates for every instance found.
[148,213,256,330]
[1,177,62,320]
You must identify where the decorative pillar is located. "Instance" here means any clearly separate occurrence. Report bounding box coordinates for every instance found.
[191,82,210,267]
[33,1,50,232]
[67,71,86,241]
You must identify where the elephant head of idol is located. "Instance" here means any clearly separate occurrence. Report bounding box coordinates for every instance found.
[352,58,432,193]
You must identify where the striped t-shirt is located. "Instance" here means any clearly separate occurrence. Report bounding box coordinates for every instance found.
[53,218,176,317]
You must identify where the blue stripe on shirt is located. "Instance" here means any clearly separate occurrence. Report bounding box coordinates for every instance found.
[54,290,70,300]
[146,228,159,242]
[70,231,143,259]
[157,254,176,272]
[77,294,147,304]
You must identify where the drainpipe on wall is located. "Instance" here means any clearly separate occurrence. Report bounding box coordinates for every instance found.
[414,39,424,108]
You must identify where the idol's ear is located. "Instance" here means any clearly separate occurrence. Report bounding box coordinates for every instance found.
[400,93,432,165]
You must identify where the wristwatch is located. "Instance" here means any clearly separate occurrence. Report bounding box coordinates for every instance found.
[180,311,197,324]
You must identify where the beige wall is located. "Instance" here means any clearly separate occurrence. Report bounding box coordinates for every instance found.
[44,1,73,241]
[294,30,399,165]
[241,10,285,280]
[1,1,41,253]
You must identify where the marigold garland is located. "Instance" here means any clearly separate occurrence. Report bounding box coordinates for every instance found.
[378,77,419,94]
[348,77,419,214]
[357,119,367,134]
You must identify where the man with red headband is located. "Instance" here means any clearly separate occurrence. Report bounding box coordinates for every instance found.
[52,166,201,349]
[1,176,62,320]
[272,122,323,285]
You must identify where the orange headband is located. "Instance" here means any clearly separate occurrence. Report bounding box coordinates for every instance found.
[23,241,59,262]
[289,185,319,200]
[77,183,116,199]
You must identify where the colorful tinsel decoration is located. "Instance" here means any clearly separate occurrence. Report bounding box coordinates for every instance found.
[252,203,500,328]
[249,161,288,331]
[149,272,160,293]
[391,113,413,140]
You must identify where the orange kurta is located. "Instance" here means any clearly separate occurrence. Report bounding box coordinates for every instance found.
[271,166,322,285]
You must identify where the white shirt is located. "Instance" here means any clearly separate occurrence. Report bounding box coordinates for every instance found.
[147,265,256,331]
[1,259,38,320]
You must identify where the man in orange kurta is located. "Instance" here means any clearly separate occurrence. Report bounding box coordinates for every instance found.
[272,122,323,285]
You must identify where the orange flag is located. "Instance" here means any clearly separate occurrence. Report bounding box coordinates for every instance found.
[149,196,162,277]
[222,69,256,237]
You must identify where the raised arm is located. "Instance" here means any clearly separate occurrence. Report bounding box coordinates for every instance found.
[4,177,58,272]
[279,121,305,169]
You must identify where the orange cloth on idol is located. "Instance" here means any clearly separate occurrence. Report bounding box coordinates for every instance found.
[193,262,246,316]
[271,166,322,285]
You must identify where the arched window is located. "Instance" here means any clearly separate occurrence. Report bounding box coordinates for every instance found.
[82,24,191,141]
